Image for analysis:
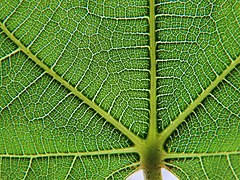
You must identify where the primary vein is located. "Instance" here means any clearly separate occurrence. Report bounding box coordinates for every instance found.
[0,22,143,147]
[147,0,158,142]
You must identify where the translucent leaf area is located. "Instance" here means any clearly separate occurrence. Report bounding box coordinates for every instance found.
[0,0,239,179]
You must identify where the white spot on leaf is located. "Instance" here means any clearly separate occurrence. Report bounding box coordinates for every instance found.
[161,168,179,180]
[126,168,179,180]
[126,169,145,180]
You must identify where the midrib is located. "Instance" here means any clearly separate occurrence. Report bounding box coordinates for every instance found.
[147,0,158,142]
[140,1,163,180]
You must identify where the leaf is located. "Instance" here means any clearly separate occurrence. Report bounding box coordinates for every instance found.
[0,0,239,179]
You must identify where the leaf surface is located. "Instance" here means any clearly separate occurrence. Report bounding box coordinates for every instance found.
[0,0,239,179]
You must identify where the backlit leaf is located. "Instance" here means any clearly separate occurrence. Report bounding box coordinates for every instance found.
[0,0,239,179]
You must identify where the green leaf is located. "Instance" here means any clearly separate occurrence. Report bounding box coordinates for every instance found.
[0,0,239,179]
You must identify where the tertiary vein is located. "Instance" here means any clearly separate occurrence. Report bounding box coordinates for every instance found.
[0,48,20,62]
[105,162,140,179]
[0,22,143,147]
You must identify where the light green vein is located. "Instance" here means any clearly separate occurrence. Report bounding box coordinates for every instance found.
[138,2,164,179]
[227,155,238,179]
[0,22,143,147]
[0,48,20,62]
[164,151,240,159]
[146,0,157,142]
[158,55,240,144]
[200,157,209,180]
[23,158,32,180]
[64,156,77,180]
[163,162,189,180]
[106,162,140,179]
[1,72,45,111]
[0,147,138,158]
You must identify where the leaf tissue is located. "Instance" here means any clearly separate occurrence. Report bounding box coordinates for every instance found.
[0,0,239,179]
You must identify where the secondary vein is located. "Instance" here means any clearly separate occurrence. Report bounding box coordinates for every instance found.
[158,55,240,145]
[164,151,240,159]
[0,147,138,158]
[0,22,143,147]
